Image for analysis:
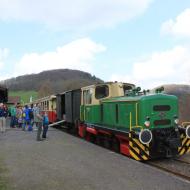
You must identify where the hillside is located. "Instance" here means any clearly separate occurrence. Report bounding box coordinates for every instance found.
[1,69,103,94]
[156,84,190,123]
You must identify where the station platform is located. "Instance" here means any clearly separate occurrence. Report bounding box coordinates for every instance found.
[0,126,189,190]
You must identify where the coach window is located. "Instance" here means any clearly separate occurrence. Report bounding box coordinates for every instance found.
[95,85,109,99]
[47,101,49,110]
[83,89,92,105]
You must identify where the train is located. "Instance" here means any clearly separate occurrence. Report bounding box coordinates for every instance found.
[29,82,190,161]
[0,86,8,103]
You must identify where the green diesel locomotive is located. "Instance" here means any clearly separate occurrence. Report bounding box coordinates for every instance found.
[33,81,190,161]
[78,82,190,161]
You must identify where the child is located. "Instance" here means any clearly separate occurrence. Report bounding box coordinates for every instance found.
[42,112,49,138]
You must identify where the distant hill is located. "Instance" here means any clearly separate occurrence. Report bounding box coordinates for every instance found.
[1,69,103,94]
[155,84,190,123]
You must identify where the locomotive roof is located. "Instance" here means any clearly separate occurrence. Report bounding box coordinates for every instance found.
[81,81,135,90]
[57,88,81,95]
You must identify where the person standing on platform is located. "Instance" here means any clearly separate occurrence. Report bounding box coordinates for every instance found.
[33,103,43,141]
[9,104,17,128]
[29,104,34,128]
[42,112,49,139]
[23,105,30,131]
[0,103,8,133]
[16,104,23,128]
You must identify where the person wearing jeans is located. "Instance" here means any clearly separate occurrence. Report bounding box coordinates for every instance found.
[42,112,49,139]
[33,103,43,141]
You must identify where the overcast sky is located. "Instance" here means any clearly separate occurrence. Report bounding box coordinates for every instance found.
[0,0,190,88]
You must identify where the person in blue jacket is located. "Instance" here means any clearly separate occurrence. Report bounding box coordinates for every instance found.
[42,112,49,139]
[23,105,31,131]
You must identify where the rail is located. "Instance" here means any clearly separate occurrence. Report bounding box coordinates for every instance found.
[147,159,190,182]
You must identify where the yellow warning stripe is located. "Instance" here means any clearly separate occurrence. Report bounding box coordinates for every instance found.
[130,150,141,161]
[187,140,190,146]
[179,148,186,155]
[130,140,149,160]
[182,137,188,146]
[129,132,150,161]
[142,155,148,160]
[133,138,146,151]
[178,138,190,155]
[129,146,149,161]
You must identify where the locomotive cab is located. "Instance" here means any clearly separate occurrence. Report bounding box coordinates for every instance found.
[80,82,135,123]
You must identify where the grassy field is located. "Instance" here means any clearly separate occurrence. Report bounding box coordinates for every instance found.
[9,91,38,104]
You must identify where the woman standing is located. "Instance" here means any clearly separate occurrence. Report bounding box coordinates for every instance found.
[0,103,8,133]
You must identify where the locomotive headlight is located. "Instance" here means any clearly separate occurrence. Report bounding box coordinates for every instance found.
[144,121,150,127]
[174,119,179,124]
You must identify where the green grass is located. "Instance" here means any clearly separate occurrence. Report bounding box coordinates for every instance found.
[9,91,38,104]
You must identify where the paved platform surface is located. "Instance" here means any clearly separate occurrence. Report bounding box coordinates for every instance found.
[0,127,190,190]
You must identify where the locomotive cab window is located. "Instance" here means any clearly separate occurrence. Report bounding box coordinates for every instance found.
[83,89,92,105]
[95,85,109,99]
[123,85,133,95]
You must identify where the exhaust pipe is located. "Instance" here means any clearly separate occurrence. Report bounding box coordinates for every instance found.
[178,125,190,139]
[138,129,153,145]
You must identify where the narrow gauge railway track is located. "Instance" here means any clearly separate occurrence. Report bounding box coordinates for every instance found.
[173,158,190,165]
[147,159,190,182]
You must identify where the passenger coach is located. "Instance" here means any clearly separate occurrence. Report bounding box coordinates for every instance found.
[33,95,57,123]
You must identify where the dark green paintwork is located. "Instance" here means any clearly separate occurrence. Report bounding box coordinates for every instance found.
[80,93,178,132]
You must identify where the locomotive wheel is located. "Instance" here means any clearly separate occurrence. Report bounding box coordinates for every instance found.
[96,135,104,146]
[103,137,112,149]
[89,134,96,143]
[112,137,120,153]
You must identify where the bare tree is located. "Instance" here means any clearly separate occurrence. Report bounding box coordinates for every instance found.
[38,80,53,98]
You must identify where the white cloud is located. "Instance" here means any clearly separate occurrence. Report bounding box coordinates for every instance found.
[13,38,106,76]
[0,0,152,30]
[161,8,190,37]
[111,46,190,88]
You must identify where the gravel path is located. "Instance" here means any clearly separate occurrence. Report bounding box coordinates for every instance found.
[0,127,190,190]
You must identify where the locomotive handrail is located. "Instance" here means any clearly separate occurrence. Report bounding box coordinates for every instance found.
[131,126,143,129]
